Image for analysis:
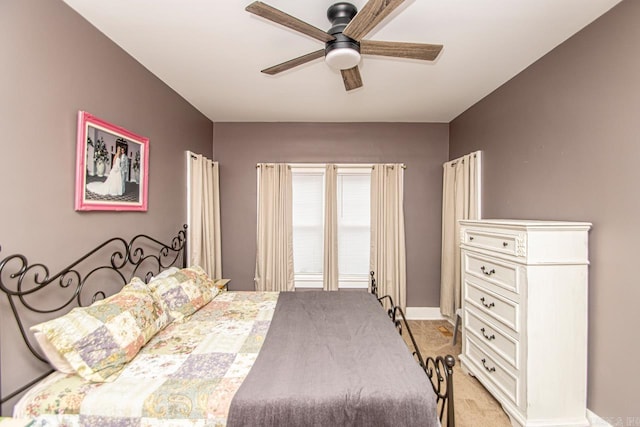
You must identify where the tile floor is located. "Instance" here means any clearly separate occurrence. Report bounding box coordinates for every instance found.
[403,319,512,427]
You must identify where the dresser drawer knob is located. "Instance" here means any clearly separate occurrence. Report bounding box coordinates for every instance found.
[469,236,474,241]
[480,297,495,309]
[481,358,496,373]
[503,242,508,247]
[480,266,496,276]
[480,327,496,341]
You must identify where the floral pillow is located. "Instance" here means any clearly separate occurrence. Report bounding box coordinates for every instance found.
[33,331,75,374]
[147,265,218,324]
[31,278,163,382]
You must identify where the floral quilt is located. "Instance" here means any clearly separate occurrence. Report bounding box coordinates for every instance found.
[15,292,279,427]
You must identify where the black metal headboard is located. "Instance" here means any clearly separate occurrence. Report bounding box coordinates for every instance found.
[0,225,188,414]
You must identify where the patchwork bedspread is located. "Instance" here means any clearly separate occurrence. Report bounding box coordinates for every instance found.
[15,292,279,426]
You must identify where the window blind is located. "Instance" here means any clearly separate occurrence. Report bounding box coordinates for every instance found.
[337,170,370,285]
[292,171,324,278]
[291,166,371,289]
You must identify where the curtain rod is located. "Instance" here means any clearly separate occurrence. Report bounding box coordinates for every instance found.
[256,163,406,169]
[187,150,216,166]
[447,151,479,167]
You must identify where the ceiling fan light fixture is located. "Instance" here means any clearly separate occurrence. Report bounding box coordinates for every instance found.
[325,47,361,70]
[246,1,443,91]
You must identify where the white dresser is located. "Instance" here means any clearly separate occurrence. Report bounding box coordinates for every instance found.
[458,220,591,427]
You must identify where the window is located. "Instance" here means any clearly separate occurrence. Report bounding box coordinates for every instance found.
[292,168,325,288]
[336,169,371,288]
[291,165,371,289]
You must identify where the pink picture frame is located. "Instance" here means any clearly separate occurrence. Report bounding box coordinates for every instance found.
[75,111,149,211]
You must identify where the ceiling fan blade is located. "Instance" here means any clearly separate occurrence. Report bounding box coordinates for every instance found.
[361,40,443,61]
[261,49,325,75]
[246,2,335,43]
[341,66,363,91]
[342,0,405,41]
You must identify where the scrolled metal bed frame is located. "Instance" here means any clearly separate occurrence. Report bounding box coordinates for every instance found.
[370,272,456,427]
[0,227,454,426]
[0,225,188,415]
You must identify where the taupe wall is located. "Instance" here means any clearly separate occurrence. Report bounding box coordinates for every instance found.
[450,0,639,419]
[213,123,449,307]
[0,0,212,411]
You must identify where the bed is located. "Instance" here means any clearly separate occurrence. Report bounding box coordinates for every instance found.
[0,226,455,426]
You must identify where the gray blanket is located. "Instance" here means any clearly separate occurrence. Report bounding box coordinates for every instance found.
[227,291,439,427]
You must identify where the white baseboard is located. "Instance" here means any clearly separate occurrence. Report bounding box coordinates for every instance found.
[405,307,444,320]
[587,409,612,426]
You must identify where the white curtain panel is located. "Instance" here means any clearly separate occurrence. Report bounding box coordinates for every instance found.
[255,163,294,292]
[188,153,221,278]
[323,164,339,291]
[440,152,480,318]
[370,164,407,310]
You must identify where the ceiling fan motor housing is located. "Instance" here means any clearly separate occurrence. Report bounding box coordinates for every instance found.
[325,2,360,57]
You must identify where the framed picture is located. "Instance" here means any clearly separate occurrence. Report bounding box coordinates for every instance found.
[75,111,149,211]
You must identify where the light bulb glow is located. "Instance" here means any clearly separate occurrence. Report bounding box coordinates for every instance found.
[325,48,361,70]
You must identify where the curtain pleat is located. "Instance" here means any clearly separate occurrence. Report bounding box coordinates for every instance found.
[440,152,480,318]
[370,164,406,310]
[188,153,221,278]
[255,164,294,292]
[323,165,339,291]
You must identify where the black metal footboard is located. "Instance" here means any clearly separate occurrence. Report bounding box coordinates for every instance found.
[0,225,188,415]
[370,272,456,427]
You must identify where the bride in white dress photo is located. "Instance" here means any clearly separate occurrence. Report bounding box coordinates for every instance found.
[86,150,123,196]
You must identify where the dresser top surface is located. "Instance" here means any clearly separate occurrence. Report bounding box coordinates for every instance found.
[459,219,592,230]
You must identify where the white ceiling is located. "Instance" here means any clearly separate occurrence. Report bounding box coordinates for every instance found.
[62,0,621,123]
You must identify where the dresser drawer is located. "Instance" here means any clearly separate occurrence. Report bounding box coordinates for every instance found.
[465,307,519,369]
[463,251,521,297]
[462,227,522,257]
[465,335,520,407]
[464,279,520,333]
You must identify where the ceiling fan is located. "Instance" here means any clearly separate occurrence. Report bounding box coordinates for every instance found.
[246,0,443,91]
